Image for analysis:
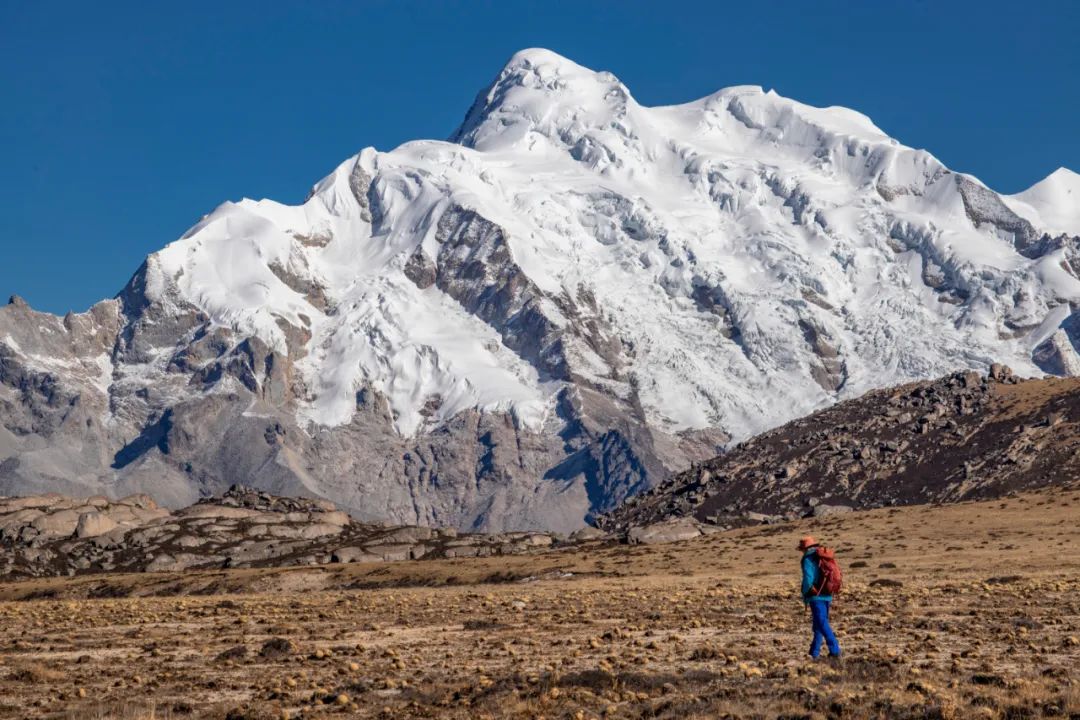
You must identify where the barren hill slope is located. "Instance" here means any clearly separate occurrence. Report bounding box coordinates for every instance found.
[600,366,1080,531]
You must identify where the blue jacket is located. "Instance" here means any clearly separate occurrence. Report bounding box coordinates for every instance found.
[801,547,832,603]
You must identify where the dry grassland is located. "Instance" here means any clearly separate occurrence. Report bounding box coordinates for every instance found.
[0,487,1077,719]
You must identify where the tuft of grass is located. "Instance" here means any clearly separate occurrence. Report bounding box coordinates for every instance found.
[68,702,167,720]
[8,661,62,683]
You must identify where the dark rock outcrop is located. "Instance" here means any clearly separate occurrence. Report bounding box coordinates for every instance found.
[600,368,1080,532]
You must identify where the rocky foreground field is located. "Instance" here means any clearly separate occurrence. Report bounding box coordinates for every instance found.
[0,486,1077,719]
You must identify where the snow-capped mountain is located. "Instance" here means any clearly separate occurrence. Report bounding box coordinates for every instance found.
[2,49,1078,532]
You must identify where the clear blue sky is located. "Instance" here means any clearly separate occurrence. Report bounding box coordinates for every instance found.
[3,1,1078,314]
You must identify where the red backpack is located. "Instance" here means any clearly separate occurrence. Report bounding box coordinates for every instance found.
[812,546,843,596]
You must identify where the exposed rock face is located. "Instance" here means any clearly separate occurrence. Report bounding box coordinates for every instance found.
[0,286,710,533]
[1034,323,1080,376]
[0,486,566,580]
[2,49,1080,533]
[599,369,1080,531]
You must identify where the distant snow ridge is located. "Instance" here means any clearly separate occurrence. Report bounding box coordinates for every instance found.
[1006,167,1080,237]
[1,49,1079,532]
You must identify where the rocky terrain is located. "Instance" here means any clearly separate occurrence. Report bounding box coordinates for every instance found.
[600,368,1080,531]
[0,486,1077,719]
[0,486,565,581]
[3,49,1080,533]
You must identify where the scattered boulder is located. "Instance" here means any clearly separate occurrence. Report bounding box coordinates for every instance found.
[812,504,853,518]
[145,553,212,573]
[117,494,159,510]
[75,512,117,539]
[330,547,382,564]
[366,544,416,562]
[297,523,344,540]
[626,517,703,545]
[743,511,782,524]
[30,509,80,539]
[320,511,351,527]
[570,526,609,542]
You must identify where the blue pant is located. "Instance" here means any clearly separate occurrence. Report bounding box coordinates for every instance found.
[809,600,840,658]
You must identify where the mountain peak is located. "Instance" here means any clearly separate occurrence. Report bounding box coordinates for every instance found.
[1009,166,1080,235]
[500,47,590,75]
[1017,166,1079,195]
[451,48,633,150]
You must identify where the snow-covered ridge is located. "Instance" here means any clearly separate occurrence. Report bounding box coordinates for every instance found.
[123,48,1080,441]
[1006,167,1080,237]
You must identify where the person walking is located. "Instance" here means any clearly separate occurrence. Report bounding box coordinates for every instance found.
[798,535,841,659]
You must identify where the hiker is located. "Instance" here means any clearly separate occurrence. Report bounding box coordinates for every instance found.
[798,535,841,659]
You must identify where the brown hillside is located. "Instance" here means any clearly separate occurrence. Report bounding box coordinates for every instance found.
[600,367,1080,531]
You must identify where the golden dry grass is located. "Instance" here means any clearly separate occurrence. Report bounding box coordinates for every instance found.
[1,487,1078,719]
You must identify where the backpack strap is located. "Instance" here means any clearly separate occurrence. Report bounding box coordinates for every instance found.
[810,549,830,596]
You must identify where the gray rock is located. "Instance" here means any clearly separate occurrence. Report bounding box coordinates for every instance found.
[297,522,344,540]
[626,517,702,545]
[114,494,162,511]
[91,527,130,549]
[569,526,608,542]
[176,505,264,520]
[320,511,351,527]
[30,509,80,538]
[812,504,854,518]
[75,511,117,538]
[377,526,435,544]
[442,545,482,558]
[264,524,304,540]
[145,552,214,573]
[743,511,782,524]
[330,547,383,564]
[0,496,66,512]
[364,543,415,562]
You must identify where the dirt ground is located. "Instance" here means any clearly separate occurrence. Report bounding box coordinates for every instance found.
[0,487,1077,719]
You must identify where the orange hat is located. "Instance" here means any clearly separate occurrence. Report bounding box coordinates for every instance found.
[797,535,817,551]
